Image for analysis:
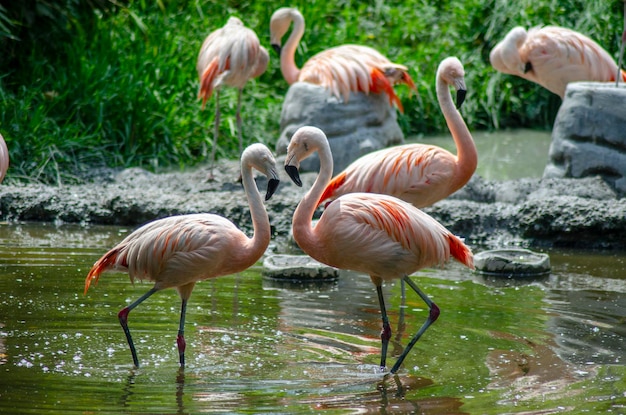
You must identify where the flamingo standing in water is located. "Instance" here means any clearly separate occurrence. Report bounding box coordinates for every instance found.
[269,7,416,112]
[197,16,269,176]
[318,57,476,209]
[284,126,474,374]
[84,143,280,368]
[489,25,626,98]
[0,133,8,183]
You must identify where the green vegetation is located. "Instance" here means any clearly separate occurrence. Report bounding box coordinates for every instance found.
[0,0,623,183]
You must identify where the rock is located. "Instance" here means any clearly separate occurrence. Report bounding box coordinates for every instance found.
[543,82,626,194]
[474,248,551,276]
[275,82,404,174]
[262,254,339,282]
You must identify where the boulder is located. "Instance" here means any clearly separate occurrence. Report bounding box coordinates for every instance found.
[275,82,404,174]
[543,82,626,194]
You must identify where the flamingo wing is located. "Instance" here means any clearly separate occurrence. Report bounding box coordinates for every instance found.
[316,193,471,280]
[299,45,415,110]
[319,145,457,208]
[85,214,240,293]
[197,17,268,107]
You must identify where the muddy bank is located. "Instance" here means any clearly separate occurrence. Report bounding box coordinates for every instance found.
[0,159,624,250]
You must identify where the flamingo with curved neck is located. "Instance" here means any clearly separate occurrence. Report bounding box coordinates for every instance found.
[269,7,415,112]
[490,25,626,98]
[284,126,474,374]
[85,143,280,368]
[318,57,477,209]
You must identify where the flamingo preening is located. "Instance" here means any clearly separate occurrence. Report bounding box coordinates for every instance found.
[85,143,279,368]
[490,25,626,98]
[284,126,474,374]
[269,7,416,112]
[197,16,269,176]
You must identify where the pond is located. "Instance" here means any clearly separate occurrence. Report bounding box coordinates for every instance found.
[1,130,625,414]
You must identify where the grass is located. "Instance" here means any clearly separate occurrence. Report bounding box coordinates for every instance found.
[0,0,623,183]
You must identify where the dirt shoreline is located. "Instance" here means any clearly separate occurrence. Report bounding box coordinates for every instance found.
[0,159,624,250]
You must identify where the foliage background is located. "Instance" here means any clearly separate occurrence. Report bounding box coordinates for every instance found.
[0,0,624,183]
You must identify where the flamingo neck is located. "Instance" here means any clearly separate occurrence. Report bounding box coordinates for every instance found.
[292,142,334,252]
[281,11,305,84]
[436,76,477,193]
[241,165,271,262]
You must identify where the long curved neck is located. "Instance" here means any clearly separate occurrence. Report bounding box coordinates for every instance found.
[241,165,271,262]
[281,11,305,84]
[436,76,477,192]
[292,143,333,252]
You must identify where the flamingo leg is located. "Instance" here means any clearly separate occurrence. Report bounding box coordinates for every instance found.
[375,284,392,371]
[209,90,221,179]
[396,279,406,342]
[390,276,440,374]
[118,287,159,368]
[236,88,243,156]
[177,298,188,368]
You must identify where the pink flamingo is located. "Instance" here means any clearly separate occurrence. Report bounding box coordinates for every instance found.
[197,16,269,175]
[490,25,626,98]
[0,133,8,183]
[269,7,416,112]
[284,126,474,374]
[84,143,279,368]
[318,57,476,209]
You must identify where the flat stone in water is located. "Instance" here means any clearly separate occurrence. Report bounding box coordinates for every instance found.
[262,254,339,282]
[474,248,551,277]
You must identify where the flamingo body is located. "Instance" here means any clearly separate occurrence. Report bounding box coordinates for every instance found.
[196,16,269,173]
[270,8,415,112]
[0,133,8,183]
[284,126,473,373]
[319,57,476,208]
[85,143,280,367]
[490,26,626,98]
[197,16,269,107]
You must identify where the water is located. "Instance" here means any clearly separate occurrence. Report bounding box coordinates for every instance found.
[408,129,552,180]
[1,130,625,414]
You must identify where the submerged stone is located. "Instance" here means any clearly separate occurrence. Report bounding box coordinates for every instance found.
[262,254,339,282]
[474,248,551,277]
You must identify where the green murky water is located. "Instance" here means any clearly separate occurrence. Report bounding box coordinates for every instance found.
[409,128,552,180]
[0,222,624,414]
[1,130,625,414]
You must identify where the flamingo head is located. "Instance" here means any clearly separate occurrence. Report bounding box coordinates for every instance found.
[242,143,281,200]
[284,126,327,187]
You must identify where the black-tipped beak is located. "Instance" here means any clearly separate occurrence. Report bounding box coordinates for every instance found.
[265,178,280,201]
[524,61,532,74]
[285,165,302,187]
[456,88,466,109]
[271,44,281,55]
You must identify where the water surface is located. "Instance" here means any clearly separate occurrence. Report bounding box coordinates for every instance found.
[0,222,624,414]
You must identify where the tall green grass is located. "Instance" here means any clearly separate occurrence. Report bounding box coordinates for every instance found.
[0,0,623,183]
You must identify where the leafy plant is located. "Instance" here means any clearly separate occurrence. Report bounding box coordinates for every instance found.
[0,0,623,183]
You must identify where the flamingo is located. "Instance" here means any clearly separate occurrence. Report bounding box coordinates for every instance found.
[284,126,474,374]
[269,7,416,112]
[84,143,280,368]
[489,25,626,98]
[197,16,269,176]
[317,57,476,209]
[0,133,8,183]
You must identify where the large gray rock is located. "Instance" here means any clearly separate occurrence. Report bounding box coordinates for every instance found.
[543,82,626,194]
[275,82,404,174]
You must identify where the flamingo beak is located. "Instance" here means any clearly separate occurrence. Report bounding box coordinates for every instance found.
[285,165,302,187]
[523,62,532,74]
[265,178,280,201]
[456,88,466,109]
[271,44,282,56]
